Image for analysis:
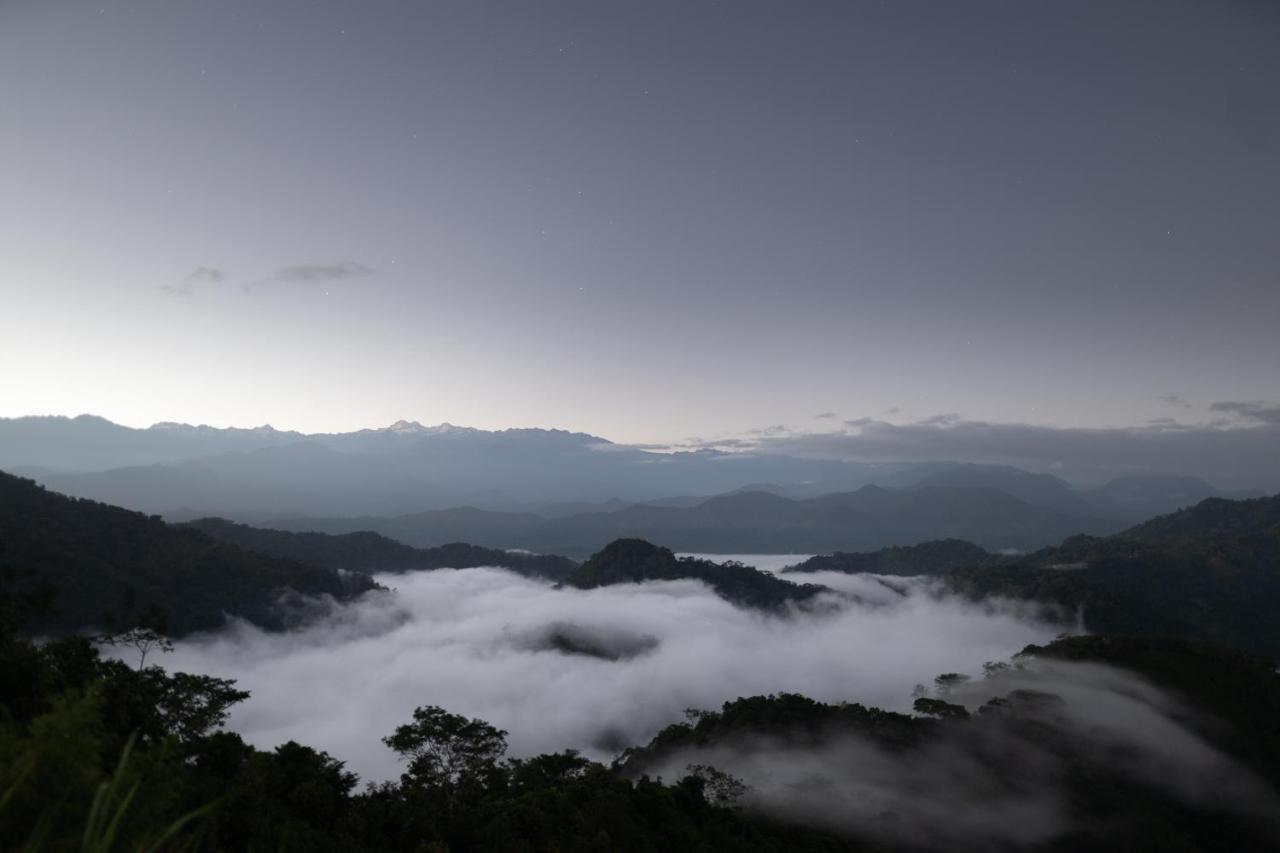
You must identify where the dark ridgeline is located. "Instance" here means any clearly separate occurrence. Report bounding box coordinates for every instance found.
[562,538,827,610]
[0,471,376,637]
[941,494,1280,657]
[265,484,1122,558]
[181,517,578,581]
[783,538,993,576]
[778,493,1280,658]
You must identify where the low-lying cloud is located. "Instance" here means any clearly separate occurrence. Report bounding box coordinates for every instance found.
[155,565,1058,782]
[639,659,1280,848]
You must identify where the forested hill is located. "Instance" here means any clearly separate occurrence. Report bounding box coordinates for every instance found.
[943,493,1280,657]
[616,635,1280,852]
[181,517,578,581]
[782,538,992,576]
[563,538,827,610]
[0,471,377,636]
[1118,493,1280,544]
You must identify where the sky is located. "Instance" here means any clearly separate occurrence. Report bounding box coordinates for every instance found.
[1,0,1278,446]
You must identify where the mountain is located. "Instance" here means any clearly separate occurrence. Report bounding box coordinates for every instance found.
[1083,474,1219,520]
[267,506,550,546]
[0,414,307,473]
[782,539,993,576]
[914,463,1094,516]
[269,484,1120,557]
[181,517,578,581]
[0,471,377,637]
[912,464,1247,523]
[562,539,827,610]
[1,415,976,516]
[8,416,1247,526]
[943,493,1280,657]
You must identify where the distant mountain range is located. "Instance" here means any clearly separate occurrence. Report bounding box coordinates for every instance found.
[4,414,947,515]
[2,416,1251,529]
[267,484,1124,556]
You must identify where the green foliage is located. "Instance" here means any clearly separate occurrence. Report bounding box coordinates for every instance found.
[383,706,508,789]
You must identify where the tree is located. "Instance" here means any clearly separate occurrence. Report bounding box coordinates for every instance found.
[912,697,971,720]
[932,672,970,696]
[685,764,749,808]
[95,627,173,670]
[382,705,508,789]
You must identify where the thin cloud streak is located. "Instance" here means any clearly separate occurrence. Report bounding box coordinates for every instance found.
[160,265,225,297]
[247,261,374,290]
[665,414,1280,490]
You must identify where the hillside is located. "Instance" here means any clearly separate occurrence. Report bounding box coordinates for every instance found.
[0,471,377,636]
[270,484,1120,557]
[617,635,1280,852]
[782,538,993,575]
[182,517,578,580]
[563,539,827,610]
[943,494,1280,657]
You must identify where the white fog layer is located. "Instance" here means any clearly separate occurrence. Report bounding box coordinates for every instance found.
[159,563,1061,781]
[641,659,1280,847]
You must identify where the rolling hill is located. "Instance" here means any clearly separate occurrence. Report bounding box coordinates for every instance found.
[0,471,377,636]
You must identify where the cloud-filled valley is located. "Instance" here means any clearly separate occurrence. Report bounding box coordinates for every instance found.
[152,563,1060,782]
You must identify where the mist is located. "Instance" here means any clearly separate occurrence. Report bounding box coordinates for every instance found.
[637,659,1280,849]
[152,563,1059,782]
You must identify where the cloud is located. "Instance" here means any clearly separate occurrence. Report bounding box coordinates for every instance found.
[636,659,1280,848]
[1159,393,1192,410]
[813,412,838,420]
[1209,400,1280,427]
[249,261,374,290]
[676,415,1280,491]
[161,266,225,297]
[148,567,1057,783]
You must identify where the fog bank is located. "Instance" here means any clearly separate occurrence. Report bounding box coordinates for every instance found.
[159,564,1059,781]
[641,659,1280,848]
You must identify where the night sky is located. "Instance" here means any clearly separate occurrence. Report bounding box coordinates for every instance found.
[2,0,1277,449]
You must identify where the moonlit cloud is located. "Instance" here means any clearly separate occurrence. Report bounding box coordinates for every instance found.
[151,566,1058,782]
